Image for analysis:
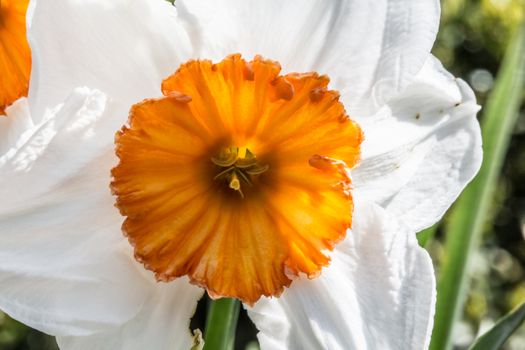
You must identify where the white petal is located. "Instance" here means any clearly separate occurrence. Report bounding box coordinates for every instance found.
[0,89,150,336]
[353,56,482,231]
[0,88,121,211]
[27,0,193,123]
[248,201,436,350]
[56,280,203,350]
[178,0,440,115]
[0,98,33,157]
[0,171,150,336]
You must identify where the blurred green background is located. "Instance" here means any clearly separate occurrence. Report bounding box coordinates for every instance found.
[1,0,524,349]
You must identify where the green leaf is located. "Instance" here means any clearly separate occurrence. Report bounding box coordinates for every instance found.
[429,22,525,350]
[469,302,525,350]
[203,298,240,350]
[417,222,439,248]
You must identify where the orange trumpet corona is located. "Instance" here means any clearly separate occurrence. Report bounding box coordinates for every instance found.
[111,55,363,304]
[0,0,31,115]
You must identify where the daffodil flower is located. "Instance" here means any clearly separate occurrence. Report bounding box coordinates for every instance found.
[0,0,482,349]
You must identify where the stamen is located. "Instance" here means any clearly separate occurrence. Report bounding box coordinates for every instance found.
[246,164,270,175]
[212,146,269,197]
[235,169,252,186]
[211,152,237,167]
[213,166,236,181]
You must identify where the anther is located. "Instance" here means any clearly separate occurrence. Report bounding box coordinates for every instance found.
[212,146,269,197]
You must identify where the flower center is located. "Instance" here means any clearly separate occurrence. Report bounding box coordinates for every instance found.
[211,146,269,198]
[0,0,31,115]
[111,54,363,304]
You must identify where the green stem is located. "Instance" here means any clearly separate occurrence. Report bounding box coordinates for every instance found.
[430,23,525,350]
[203,298,240,350]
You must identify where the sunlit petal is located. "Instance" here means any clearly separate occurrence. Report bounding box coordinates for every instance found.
[248,201,435,350]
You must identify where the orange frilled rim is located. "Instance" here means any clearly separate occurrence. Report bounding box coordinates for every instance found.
[0,0,31,115]
[111,55,363,305]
